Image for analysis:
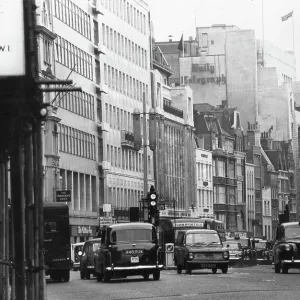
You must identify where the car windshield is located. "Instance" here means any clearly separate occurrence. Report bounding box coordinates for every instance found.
[226,242,241,250]
[111,229,154,243]
[239,239,249,247]
[255,242,266,249]
[285,226,300,239]
[185,232,221,246]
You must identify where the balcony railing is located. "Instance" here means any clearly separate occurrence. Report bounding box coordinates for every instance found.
[163,103,183,118]
[213,176,237,186]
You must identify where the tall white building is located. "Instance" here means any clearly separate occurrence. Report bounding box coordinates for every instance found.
[98,0,153,217]
[36,0,152,243]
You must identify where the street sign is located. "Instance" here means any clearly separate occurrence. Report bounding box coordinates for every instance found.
[56,190,71,202]
[99,216,113,226]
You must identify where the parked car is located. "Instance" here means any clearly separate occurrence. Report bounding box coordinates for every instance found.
[174,229,229,274]
[71,242,84,271]
[273,222,300,273]
[94,223,163,282]
[79,238,101,279]
[225,240,244,262]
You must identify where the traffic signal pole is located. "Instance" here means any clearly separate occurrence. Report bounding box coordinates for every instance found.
[143,91,148,199]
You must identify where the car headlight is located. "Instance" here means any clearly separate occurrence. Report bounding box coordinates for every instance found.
[285,244,291,251]
[223,251,229,259]
[188,252,194,260]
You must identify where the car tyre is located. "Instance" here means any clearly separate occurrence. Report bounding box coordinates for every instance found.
[96,273,102,282]
[80,271,85,280]
[62,271,70,282]
[103,271,111,282]
[212,268,217,274]
[274,262,281,273]
[222,266,228,274]
[85,271,91,280]
[153,271,160,281]
[282,265,288,274]
[143,273,150,280]
[176,265,182,274]
[186,269,192,274]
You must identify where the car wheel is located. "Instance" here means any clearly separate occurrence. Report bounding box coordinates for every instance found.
[212,268,217,274]
[143,273,150,280]
[96,273,102,282]
[62,271,70,282]
[85,271,91,280]
[274,262,281,273]
[176,265,182,274]
[103,271,111,282]
[282,265,288,274]
[222,266,228,274]
[153,271,160,281]
[186,269,192,274]
[80,271,85,280]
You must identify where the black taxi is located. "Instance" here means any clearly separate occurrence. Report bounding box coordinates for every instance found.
[79,238,101,279]
[174,229,229,274]
[94,223,163,282]
[273,222,300,273]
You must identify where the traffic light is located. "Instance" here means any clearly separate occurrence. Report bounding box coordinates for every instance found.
[148,185,158,225]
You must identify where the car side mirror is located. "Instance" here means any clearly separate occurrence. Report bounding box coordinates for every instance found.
[78,251,83,256]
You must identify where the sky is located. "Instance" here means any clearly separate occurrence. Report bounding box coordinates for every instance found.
[147,0,300,80]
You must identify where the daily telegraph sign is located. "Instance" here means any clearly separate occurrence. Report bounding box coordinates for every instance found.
[0,0,25,76]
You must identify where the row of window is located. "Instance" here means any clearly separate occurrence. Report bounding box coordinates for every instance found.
[197,190,213,209]
[196,162,212,181]
[101,0,147,35]
[108,187,143,209]
[59,124,96,160]
[57,90,95,120]
[102,24,148,69]
[246,170,254,189]
[54,0,91,40]
[104,63,149,102]
[55,35,93,80]
[106,145,152,174]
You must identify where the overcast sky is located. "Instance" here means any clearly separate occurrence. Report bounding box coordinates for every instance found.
[147,0,300,80]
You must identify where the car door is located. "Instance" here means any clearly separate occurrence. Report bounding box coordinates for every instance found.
[273,226,283,264]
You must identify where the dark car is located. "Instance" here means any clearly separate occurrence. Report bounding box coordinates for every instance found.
[225,240,244,262]
[94,223,163,282]
[79,238,101,279]
[174,229,229,274]
[253,239,271,263]
[238,238,255,260]
[273,222,300,273]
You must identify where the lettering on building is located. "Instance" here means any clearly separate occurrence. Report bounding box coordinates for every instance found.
[0,45,11,52]
[183,74,226,85]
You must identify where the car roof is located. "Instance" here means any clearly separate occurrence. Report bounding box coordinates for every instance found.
[84,238,101,245]
[281,222,300,227]
[107,222,154,230]
[185,229,218,234]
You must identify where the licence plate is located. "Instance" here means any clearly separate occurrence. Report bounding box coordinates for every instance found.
[200,264,216,268]
[131,256,139,263]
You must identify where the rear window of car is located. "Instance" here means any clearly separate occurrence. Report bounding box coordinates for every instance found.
[285,226,300,239]
[185,232,221,246]
[255,242,266,249]
[226,242,241,250]
[111,229,155,243]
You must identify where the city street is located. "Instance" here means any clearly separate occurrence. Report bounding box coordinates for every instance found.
[46,265,300,300]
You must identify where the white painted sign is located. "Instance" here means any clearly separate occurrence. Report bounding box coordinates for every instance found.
[99,216,113,226]
[0,0,25,76]
[103,204,111,212]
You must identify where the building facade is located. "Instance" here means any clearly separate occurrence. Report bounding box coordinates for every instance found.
[194,104,246,231]
[245,163,255,234]
[99,0,153,220]
[195,148,213,218]
[151,46,196,217]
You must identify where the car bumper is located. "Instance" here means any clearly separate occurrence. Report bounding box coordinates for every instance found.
[282,259,300,266]
[186,261,229,269]
[105,264,164,271]
[229,257,242,260]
